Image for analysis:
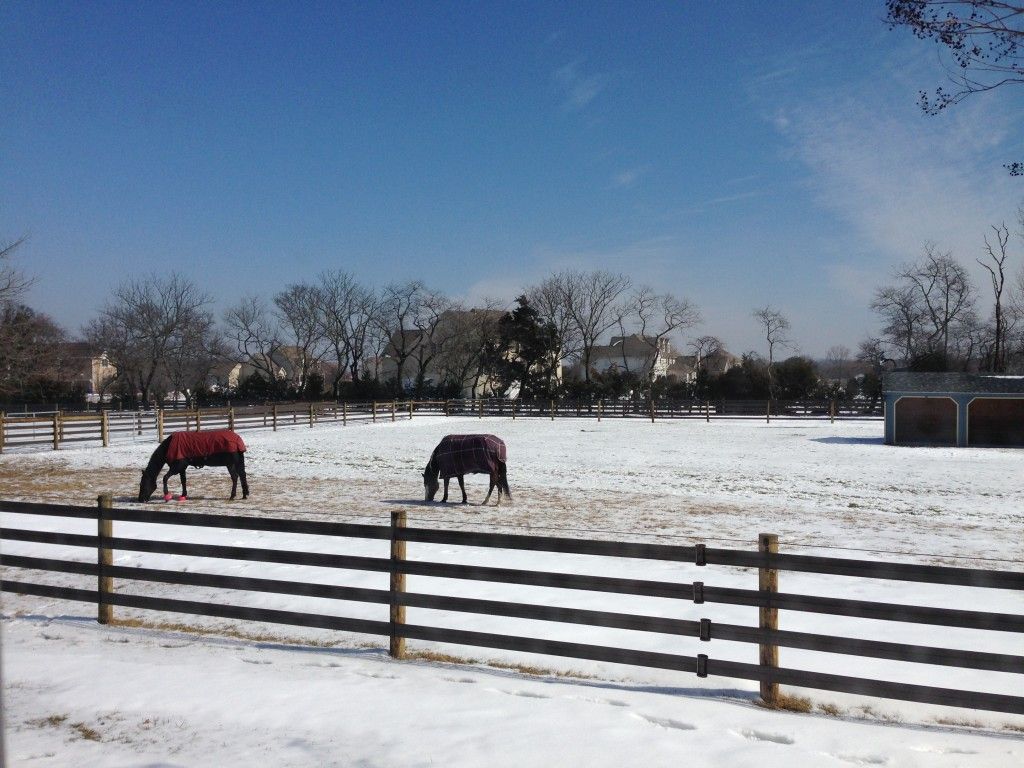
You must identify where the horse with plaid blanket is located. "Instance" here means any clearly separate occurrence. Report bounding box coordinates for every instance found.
[423,434,510,505]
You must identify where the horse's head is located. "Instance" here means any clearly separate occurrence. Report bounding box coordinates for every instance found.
[423,470,439,502]
[138,470,157,503]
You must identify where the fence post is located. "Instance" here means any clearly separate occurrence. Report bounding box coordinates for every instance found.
[389,510,408,659]
[97,494,114,625]
[758,532,779,706]
[0,411,5,454]
[342,401,347,426]
[705,400,710,423]
[830,399,836,424]
[391,401,396,422]
[52,413,60,451]
[157,409,164,441]
[309,403,315,428]
[228,407,235,431]
[409,401,414,420]
[479,399,483,419]
[649,400,655,424]
[766,400,771,424]
[195,409,202,431]
[100,410,109,447]
[550,399,555,421]
[372,402,377,423]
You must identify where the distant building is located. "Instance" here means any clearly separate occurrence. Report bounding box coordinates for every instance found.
[63,342,116,399]
[883,372,1024,447]
[584,335,674,380]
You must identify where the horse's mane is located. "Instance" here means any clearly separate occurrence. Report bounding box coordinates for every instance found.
[143,437,171,479]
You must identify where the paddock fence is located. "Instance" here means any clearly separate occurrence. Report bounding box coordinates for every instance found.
[0,398,882,453]
[0,498,1020,715]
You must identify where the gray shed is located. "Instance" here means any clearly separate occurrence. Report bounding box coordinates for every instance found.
[883,372,1024,447]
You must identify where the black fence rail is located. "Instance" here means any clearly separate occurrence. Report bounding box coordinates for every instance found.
[0,498,1019,715]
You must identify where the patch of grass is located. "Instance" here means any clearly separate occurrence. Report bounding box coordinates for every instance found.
[1002,722,1024,733]
[25,714,68,729]
[933,716,985,729]
[112,617,345,648]
[759,693,813,713]
[70,722,102,741]
[404,649,592,679]
[853,704,904,724]
[814,702,846,717]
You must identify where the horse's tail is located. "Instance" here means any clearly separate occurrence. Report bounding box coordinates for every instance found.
[499,461,511,500]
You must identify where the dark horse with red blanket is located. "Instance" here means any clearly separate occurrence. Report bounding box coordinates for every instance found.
[138,429,249,502]
[423,434,510,505]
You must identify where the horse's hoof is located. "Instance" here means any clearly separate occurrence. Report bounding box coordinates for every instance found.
[178,496,187,502]
[163,493,172,502]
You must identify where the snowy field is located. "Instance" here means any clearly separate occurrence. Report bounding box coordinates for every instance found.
[2,416,1023,766]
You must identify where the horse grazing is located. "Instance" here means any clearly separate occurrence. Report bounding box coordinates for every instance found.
[138,429,249,502]
[423,434,510,505]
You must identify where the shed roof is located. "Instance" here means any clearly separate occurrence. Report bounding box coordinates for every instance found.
[882,372,1024,394]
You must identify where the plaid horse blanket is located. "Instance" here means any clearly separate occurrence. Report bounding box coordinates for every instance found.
[431,434,506,479]
[166,429,246,463]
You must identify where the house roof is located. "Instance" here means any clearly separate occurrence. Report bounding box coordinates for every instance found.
[882,372,1024,394]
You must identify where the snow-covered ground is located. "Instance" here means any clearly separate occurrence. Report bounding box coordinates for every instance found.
[2,416,1023,765]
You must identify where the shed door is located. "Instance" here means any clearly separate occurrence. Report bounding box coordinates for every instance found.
[894,397,956,446]
[968,398,1024,446]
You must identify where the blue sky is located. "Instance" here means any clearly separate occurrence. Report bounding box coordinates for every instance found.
[3,1,1022,356]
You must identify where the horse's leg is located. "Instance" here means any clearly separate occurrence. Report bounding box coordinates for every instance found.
[179,469,188,500]
[483,473,496,506]
[162,466,176,501]
[442,477,449,503]
[458,475,467,504]
[239,454,249,499]
[228,464,238,500]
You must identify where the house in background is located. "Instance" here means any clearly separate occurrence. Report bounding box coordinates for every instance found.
[583,335,675,380]
[64,342,116,401]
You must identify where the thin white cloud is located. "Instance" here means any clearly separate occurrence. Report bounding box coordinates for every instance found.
[552,60,607,112]
[610,165,648,189]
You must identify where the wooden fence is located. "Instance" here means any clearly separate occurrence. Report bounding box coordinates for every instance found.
[0,398,881,453]
[0,498,1020,714]
[0,400,423,453]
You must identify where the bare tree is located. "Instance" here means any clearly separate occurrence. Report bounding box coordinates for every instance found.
[886,1,1024,172]
[274,283,325,395]
[0,236,33,305]
[871,285,925,363]
[631,288,701,387]
[979,223,1012,370]
[315,271,382,396]
[0,303,70,399]
[898,244,975,359]
[410,290,455,396]
[163,315,224,407]
[823,344,853,382]
[526,274,581,391]
[436,300,506,397]
[561,270,632,384]
[689,335,724,371]
[752,306,791,399]
[87,274,213,405]
[223,296,285,389]
[378,281,426,394]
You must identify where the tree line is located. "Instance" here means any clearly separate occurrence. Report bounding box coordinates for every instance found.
[2,241,865,407]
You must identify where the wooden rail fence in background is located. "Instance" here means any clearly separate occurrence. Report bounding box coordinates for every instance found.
[0,498,1020,714]
[0,398,881,453]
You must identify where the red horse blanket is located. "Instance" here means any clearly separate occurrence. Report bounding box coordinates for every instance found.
[431,434,506,479]
[166,430,246,463]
